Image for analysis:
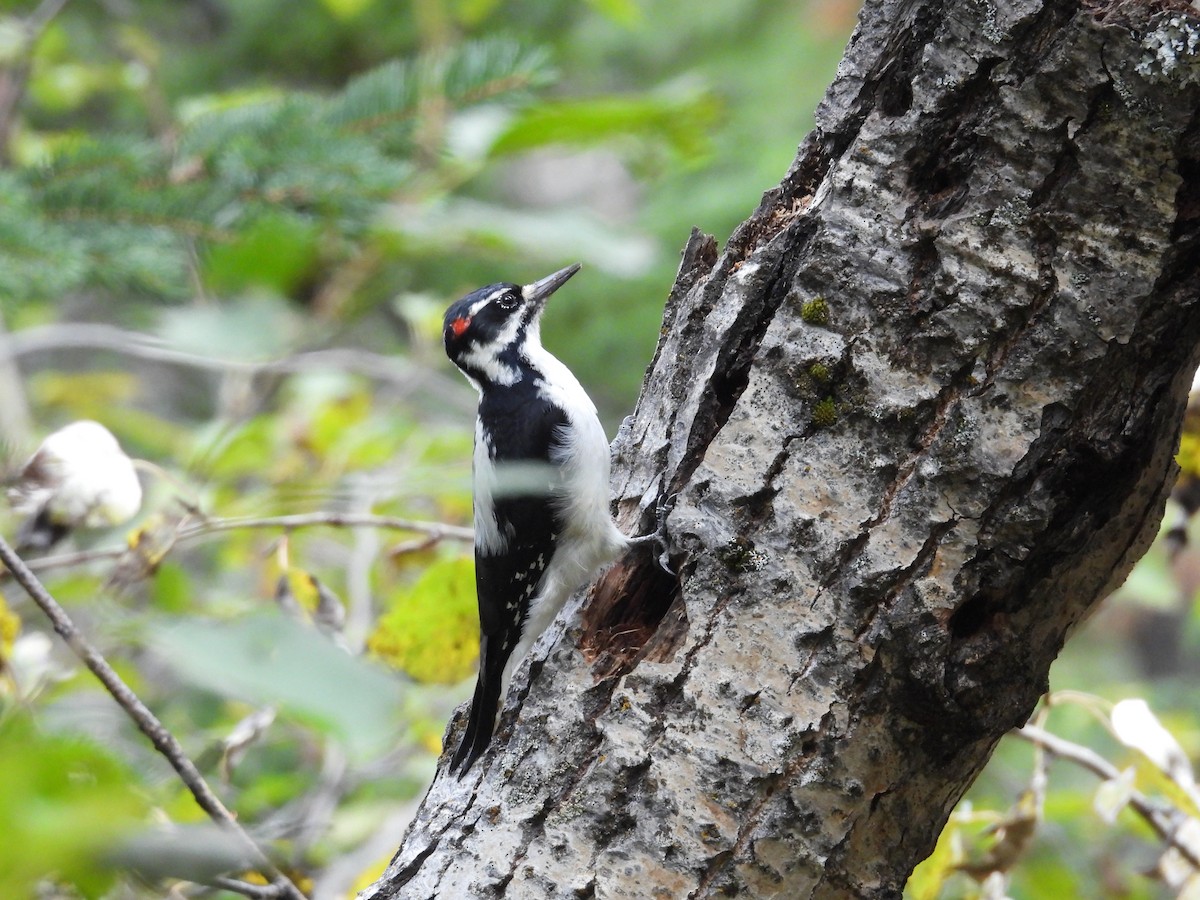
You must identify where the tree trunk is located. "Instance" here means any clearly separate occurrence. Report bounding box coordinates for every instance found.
[364,0,1200,896]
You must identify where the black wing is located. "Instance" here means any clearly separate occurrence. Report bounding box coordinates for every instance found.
[452,389,567,774]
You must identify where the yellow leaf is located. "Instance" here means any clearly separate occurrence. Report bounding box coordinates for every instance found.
[0,594,19,654]
[351,852,392,895]
[368,557,477,684]
[320,0,373,20]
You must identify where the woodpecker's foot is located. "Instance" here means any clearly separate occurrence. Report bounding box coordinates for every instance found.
[628,492,676,574]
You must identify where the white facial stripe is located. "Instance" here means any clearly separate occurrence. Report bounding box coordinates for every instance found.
[491,306,523,348]
[459,347,519,386]
[458,299,525,386]
[468,294,496,317]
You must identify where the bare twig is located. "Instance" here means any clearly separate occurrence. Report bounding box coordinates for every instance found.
[25,0,71,32]
[387,534,440,558]
[19,511,472,576]
[0,535,307,900]
[0,322,467,402]
[209,877,295,899]
[173,511,474,543]
[22,544,128,572]
[1014,724,1200,870]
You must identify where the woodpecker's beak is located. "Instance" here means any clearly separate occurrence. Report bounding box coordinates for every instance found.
[522,263,582,308]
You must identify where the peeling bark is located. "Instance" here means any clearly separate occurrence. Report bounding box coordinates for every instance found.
[364,1,1200,897]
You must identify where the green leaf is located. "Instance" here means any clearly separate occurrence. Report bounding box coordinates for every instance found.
[149,612,405,759]
[583,0,643,27]
[906,811,963,900]
[0,594,19,658]
[0,712,148,897]
[151,562,193,614]
[203,212,321,295]
[490,92,721,165]
[320,0,375,20]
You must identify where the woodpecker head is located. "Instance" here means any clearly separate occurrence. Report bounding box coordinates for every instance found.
[443,263,581,389]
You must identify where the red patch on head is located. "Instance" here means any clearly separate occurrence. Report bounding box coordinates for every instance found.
[451,316,471,338]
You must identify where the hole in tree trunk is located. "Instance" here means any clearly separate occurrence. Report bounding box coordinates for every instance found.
[580,555,684,679]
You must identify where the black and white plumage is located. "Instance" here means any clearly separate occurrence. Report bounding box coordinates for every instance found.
[7,420,143,554]
[443,263,629,774]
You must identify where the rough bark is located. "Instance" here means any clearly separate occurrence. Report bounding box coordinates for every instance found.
[365,0,1200,897]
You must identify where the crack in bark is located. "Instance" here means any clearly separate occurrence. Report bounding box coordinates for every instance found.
[975,218,1061,394]
[668,220,816,503]
[387,840,440,895]
[788,625,835,693]
[854,518,960,644]
[819,357,975,594]
[495,677,626,895]
[388,783,484,896]
[687,709,834,900]
[1169,105,1200,246]
[811,821,868,898]
[735,432,808,524]
[873,0,944,117]
[669,588,743,697]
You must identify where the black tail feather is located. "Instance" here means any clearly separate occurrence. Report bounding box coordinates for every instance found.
[450,636,508,776]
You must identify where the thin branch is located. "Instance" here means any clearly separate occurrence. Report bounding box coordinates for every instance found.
[0,323,467,402]
[26,0,71,33]
[0,535,308,900]
[22,544,128,572]
[1014,725,1200,871]
[20,511,472,576]
[209,877,295,899]
[173,511,474,543]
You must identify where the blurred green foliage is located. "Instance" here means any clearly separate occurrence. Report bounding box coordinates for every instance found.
[0,0,854,894]
[0,711,149,897]
[8,0,1195,898]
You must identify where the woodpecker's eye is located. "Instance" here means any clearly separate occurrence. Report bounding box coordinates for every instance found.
[497,292,520,311]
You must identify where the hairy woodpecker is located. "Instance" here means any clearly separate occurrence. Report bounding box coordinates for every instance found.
[7,420,143,554]
[443,263,630,774]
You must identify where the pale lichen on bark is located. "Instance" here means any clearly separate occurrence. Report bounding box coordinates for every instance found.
[364,1,1200,897]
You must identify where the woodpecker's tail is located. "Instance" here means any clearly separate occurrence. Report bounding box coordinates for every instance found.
[450,636,507,776]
